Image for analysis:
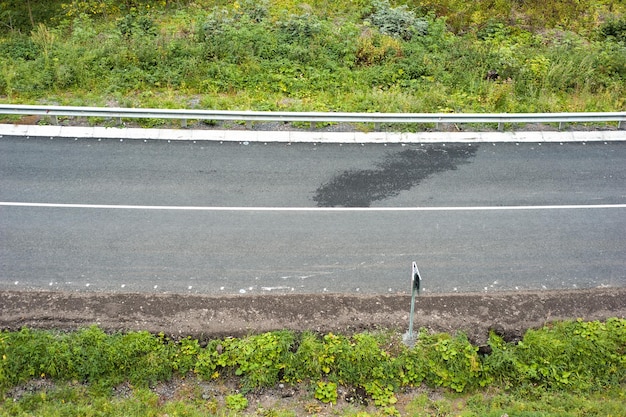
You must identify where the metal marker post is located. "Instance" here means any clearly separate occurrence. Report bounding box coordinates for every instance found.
[408,262,421,340]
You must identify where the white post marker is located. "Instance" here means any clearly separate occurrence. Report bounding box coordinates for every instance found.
[412,262,422,294]
[404,262,422,346]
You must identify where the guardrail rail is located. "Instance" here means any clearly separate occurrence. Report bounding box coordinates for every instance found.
[1,104,624,131]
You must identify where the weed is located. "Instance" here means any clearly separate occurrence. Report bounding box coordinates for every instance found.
[303,401,323,413]
[314,381,338,404]
[171,337,200,376]
[363,381,397,407]
[225,393,248,411]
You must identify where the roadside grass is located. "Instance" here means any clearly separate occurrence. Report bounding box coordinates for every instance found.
[1,319,625,416]
[0,379,624,416]
[1,0,625,115]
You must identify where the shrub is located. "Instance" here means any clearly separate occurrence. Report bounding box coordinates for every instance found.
[277,12,323,42]
[368,0,428,40]
[598,18,626,43]
[594,41,626,80]
[236,0,269,23]
[117,13,157,38]
[0,36,39,60]
[0,0,62,34]
[355,29,403,66]
[198,12,276,65]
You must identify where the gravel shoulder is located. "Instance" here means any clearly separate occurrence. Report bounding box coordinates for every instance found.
[2,287,625,346]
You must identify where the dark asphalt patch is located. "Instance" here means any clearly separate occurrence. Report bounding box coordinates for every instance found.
[313,144,479,207]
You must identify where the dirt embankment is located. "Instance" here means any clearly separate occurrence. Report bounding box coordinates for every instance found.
[2,287,625,346]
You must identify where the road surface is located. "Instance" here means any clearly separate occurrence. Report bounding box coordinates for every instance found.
[1,136,625,294]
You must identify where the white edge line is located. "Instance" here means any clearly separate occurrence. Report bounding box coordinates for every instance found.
[1,202,625,211]
[2,124,626,143]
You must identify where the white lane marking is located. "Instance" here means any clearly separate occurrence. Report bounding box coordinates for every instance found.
[1,202,626,211]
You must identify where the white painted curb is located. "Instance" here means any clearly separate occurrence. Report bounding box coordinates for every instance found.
[1,124,625,143]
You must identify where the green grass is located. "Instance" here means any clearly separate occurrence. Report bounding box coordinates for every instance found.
[1,0,625,115]
[1,319,625,416]
[0,381,624,416]
[405,388,626,417]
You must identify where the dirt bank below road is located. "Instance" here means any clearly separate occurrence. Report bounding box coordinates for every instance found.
[1,288,625,346]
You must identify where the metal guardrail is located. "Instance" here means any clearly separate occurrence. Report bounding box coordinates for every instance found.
[1,104,624,130]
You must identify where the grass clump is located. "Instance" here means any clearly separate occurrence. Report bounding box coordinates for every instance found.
[486,318,626,391]
[0,326,174,391]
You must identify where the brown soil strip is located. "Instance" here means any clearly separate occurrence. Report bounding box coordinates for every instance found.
[1,288,625,346]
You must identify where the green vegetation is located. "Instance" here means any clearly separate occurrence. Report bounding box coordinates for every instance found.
[1,0,625,115]
[1,319,625,416]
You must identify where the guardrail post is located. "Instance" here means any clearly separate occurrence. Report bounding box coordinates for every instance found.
[559,122,565,130]
[497,122,504,131]
[619,121,624,130]
[181,119,187,128]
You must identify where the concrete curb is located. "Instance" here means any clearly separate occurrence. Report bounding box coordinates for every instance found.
[1,123,625,143]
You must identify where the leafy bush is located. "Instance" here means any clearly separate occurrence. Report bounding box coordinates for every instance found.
[170,336,200,375]
[277,12,323,42]
[197,11,276,65]
[195,331,294,390]
[117,13,157,38]
[368,0,428,40]
[314,381,337,404]
[236,0,270,23]
[417,332,491,392]
[599,18,626,43]
[0,36,39,60]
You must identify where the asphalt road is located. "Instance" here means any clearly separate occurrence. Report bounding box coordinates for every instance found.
[1,136,625,294]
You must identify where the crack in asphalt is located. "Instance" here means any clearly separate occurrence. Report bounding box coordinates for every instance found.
[313,144,479,207]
